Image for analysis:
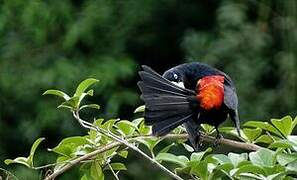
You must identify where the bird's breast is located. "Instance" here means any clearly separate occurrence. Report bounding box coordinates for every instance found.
[196,75,224,110]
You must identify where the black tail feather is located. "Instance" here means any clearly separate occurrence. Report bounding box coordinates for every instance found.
[138,71,193,97]
[153,114,194,136]
[140,65,195,95]
[138,65,197,136]
[144,109,192,125]
[138,81,188,97]
[184,119,201,151]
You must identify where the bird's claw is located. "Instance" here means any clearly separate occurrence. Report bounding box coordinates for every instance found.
[193,133,203,151]
[213,133,223,147]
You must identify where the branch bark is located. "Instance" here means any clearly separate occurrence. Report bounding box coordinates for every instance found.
[45,133,260,180]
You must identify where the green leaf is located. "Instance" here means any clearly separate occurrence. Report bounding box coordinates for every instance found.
[175,166,192,175]
[4,157,30,167]
[266,172,287,180]
[56,104,73,110]
[286,160,297,172]
[228,152,247,168]
[243,128,262,142]
[292,116,297,131]
[43,90,70,100]
[134,105,145,113]
[276,153,297,166]
[212,154,231,164]
[159,143,176,154]
[210,167,234,180]
[244,121,282,137]
[132,118,144,127]
[5,138,45,168]
[249,148,275,167]
[116,120,137,136]
[269,140,296,150]
[137,138,160,151]
[233,164,266,176]
[203,155,218,164]
[255,135,274,144]
[271,116,293,137]
[86,89,94,96]
[155,153,189,167]
[117,150,128,158]
[28,137,45,167]
[138,121,151,135]
[75,78,99,97]
[90,161,104,180]
[77,91,95,107]
[51,136,88,157]
[93,119,104,127]
[102,147,119,159]
[182,143,194,152]
[287,136,297,151]
[201,124,215,134]
[262,165,286,177]
[80,175,88,180]
[219,127,246,141]
[190,161,208,180]
[79,104,100,111]
[237,173,262,179]
[58,96,79,110]
[105,163,127,171]
[214,163,234,172]
[191,147,212,162]
[237,160,252,168]
[101,119,118,131]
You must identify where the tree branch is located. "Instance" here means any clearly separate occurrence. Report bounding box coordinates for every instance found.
[44,133,260,180]
[71,111,184,180]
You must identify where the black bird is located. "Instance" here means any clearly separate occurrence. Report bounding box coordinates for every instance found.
[137,62,240,151]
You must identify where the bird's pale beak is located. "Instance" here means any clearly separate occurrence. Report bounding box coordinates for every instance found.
[171,81,185,88]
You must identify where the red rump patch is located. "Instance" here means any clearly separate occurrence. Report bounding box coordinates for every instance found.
[196,75,224,110]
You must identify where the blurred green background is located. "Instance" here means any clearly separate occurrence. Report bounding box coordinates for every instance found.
[0,0,296,179]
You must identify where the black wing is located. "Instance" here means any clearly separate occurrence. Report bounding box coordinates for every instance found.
[224,82,241,137]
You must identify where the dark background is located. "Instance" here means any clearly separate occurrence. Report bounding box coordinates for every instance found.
[0,0,296,179]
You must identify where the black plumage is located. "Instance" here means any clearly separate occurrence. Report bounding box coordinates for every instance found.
[138,62,240,150]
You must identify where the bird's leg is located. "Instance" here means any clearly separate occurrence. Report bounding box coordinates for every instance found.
[193,130,202,151]
[214,127,223,147]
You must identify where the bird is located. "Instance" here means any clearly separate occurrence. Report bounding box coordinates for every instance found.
[137,62,241,151]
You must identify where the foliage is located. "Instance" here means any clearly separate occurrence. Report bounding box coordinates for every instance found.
[4,78,297,180]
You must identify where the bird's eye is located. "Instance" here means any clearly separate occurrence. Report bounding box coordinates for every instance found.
[173,73,178,80]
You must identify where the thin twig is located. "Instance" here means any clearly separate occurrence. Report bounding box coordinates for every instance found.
[33,163,61,170]
[44,133,260,180]
[108,162,120,180]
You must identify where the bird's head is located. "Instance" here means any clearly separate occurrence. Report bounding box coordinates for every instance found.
[162,67,186,88]
[162,62,222,91]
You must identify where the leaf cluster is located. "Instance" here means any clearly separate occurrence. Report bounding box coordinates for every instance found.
[4,78,297,180]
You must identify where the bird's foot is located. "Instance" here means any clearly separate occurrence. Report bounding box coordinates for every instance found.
[213,133,223,147]
[193,133,203,151]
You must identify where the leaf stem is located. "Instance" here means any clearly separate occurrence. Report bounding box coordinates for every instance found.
[108,162,120,180]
